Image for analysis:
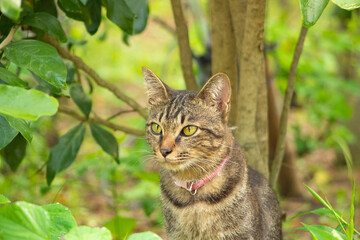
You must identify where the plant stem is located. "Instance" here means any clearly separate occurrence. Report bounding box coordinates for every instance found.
[170,0,198,91]
[43,35,148,119]
[270,25,308,187]
[0,26,19,50]
[58,105,145,137]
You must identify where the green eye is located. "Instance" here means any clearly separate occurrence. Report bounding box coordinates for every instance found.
[151,123,162,135]
[182,126,198,136]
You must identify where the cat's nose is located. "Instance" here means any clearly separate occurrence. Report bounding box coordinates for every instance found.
[160,148,172,157]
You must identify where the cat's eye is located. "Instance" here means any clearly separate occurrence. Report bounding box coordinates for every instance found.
[182,126,198,136]
[151,123,162,135]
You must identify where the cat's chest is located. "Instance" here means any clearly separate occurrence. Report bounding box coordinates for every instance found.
[166,201,226,239]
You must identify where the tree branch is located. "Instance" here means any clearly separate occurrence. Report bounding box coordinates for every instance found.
[43,35,148,119]
[270,26,308,187]
[58,105,145,137]
[170,0,198,91]
[0,26,19,50]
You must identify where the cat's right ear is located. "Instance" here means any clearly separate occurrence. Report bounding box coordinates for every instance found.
[142,67,174,105]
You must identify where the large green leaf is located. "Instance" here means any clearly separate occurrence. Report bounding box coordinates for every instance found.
[2,114,33,142]
[331,0,360,10]
[58,0,91,23]
[89,123,119,163]
[70,84,92,118]
[0,85,59,121]
[127,231,163,240]
[85,0,102,35]
[301,224,346,240]
[0,68,27,88]
[42,203,77,238]
[46,124,86,185]
[1,133,27,171]
[3,40,67,89]
[104,216,136,239]
[125,0,149,34]
[34,0,58,17]
[21,12,67,43]
[64,226,112,240]
[32,72,62,96]
[300,0,329,27]
[0,194,10,205]
[0,201,51,240]
[0,15,14,42]
[0,115,18,150]
[0,0,22,20]
[105,0,134,34]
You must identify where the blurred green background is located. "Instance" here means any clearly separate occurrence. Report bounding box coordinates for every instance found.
[1,0,360,239]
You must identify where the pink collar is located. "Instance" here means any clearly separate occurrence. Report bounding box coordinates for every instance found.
[172,155,228,195]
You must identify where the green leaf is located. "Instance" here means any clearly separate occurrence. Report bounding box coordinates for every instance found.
[32,72,62,96]
[2,114,33,143]
[46,124,86,185]
[0,194,10,205]
[70,84,92,118]
[0,67,27,88]
[0,15,14,42]
[58,0,91,23]
[301,224,346,240]
[125,0,149,34]
[0,201,51,240]
[334,136,354,181]
[0,115,18,150]
[104,216,136,239]
[331,0,360,10]
[34,0,58,17]
[1,133,27,171]
[290,208,340,220]
[21,12,67,43]
[41,203,77,238]
[0,0,22,20]
[300,0,329,27]
[64,226,112,240]
[346,181,356,239]
[89,123,119,163]
[142,198,158,217]
[3,40,67,89]
[127,231,163,240]
[0,85,59,120]
[105,0,134,34]
[85,0,102,35]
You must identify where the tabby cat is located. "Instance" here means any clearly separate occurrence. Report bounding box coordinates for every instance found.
[143,67,282,240]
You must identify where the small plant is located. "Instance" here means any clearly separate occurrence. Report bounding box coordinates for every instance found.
[292,137,359,240]
[0,194,162,240]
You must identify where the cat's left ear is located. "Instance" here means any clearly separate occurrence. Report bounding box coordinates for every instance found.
[196,73,231,115]
[142,67,175,105]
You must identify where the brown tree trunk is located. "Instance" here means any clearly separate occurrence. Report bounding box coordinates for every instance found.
[210,0,238,126]
[230,0,269,178]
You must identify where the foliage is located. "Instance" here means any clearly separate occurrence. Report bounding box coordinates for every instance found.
[0,198,161,240]
[292,139,359,239]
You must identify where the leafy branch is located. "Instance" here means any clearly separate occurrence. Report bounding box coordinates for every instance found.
[43,35,149,119]
[58,105,145,137]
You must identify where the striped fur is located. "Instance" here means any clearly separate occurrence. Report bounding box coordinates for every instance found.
[143,67,282,240]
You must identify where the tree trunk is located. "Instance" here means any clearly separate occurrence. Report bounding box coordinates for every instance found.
[230,0,269,178]
[210,0,238,126]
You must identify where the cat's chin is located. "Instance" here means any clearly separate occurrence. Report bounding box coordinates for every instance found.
[160,160,188,171]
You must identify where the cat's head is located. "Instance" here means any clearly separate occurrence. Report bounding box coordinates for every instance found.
[143,67,231,176]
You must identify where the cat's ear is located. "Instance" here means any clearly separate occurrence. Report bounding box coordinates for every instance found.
[142,67,174,105]
[196,73,231,114]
